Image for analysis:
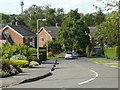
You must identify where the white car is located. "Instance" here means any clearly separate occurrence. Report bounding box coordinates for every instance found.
[65,52,78,59]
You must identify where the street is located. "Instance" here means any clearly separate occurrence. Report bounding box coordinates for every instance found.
[8,57,118,88]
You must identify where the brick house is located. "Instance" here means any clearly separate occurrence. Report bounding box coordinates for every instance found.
[37,26,60,47]
[1,24,36,47]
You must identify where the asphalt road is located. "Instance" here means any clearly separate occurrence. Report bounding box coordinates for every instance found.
[8,57,118,88]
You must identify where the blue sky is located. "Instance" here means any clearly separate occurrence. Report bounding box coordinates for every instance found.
[0,0,108,15]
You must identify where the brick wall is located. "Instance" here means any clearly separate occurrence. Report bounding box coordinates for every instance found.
[38,28,52,47]
[4,27,23,44]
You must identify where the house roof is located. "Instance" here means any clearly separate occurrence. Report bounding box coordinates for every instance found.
[39,26,60,38]
[3,25,36,37]
[88,27,97,37]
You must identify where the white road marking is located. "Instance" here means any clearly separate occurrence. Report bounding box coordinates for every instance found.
[90,70,99,77]
[78,69,98,85]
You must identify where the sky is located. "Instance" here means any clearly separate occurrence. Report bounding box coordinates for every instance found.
[0,0,114,15]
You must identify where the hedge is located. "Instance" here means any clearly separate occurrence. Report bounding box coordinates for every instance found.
[12,60,29,68]
[104,46,120,60]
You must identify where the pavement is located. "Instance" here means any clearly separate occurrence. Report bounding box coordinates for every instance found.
[0,60,58,88]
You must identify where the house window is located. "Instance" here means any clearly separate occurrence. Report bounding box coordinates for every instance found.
[40,37,44,42]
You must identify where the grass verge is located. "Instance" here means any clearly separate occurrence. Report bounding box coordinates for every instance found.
[89,58,120,68]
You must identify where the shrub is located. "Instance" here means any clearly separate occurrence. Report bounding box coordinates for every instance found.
[39,50,46,61]
[2,43,30,59]
[90,51,95,57]
[104,46,120,60]
[10,54,27,60]
[0,59,22,77]
[29,48,37,55]
[29,56,38,62]
[1,59,11,71]
[48,52,54,57]
[86,45,90,57]
[12,60,29,68]
[0,71,11,78]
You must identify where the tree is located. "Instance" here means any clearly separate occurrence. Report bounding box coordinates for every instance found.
[46,41,62,54]
[0,13,18,23]
[94,11,118,46]
[57,9,90,52]
[94,10,105,25]
[94,0,120,46]
[19,5,64,32]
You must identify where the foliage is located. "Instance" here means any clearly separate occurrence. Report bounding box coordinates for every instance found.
[93,0,118,12]
[57,9,90,52]
[0,13,18,23]
[1,59,11,71]
[104,46,120,60]
[48,52,54,57]
[90,51,95,57]
[39,50,47,61]
[19,5,64,32]
[12,60,29,68]
[2,43,30,59]
[10,54,27,60]
[29,48,37,55]
[86,45,91,57]
[29,56,38,62]
[94,10,105,26]
[46,41,62,54]
[94,11,118,46]
[0,59,22,77]
[81,10,105,26]
[0,71,11,78]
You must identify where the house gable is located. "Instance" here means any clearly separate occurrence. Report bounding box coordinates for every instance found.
[38,27,52,39]
[2,25,24,38]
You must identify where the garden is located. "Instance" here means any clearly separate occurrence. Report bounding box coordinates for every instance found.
[0,43,46,78]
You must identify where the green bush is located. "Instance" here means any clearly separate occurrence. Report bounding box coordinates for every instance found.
[104,46,120,60]
[39,50,47,61]
[86,45,90,57]
[29,56,38,62]
[1,59,11,71]
[29,48,37,55]
[10,54,27,60]
[2,43,30,59]
[12,60,29,68]
[0,71,11,78]
[90,51,95,57]
[48,52,54,57]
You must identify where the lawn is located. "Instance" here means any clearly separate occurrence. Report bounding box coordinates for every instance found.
[89,58,120,68]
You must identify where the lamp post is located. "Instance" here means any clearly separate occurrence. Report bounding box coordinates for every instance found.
[37,19,46,60]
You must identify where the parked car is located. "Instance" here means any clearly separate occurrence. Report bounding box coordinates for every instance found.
[65,52,78,59]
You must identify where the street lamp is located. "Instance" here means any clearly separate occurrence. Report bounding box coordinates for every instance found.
[37,19,46,60]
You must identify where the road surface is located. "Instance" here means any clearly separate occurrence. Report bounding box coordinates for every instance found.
[7,57,118,88]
